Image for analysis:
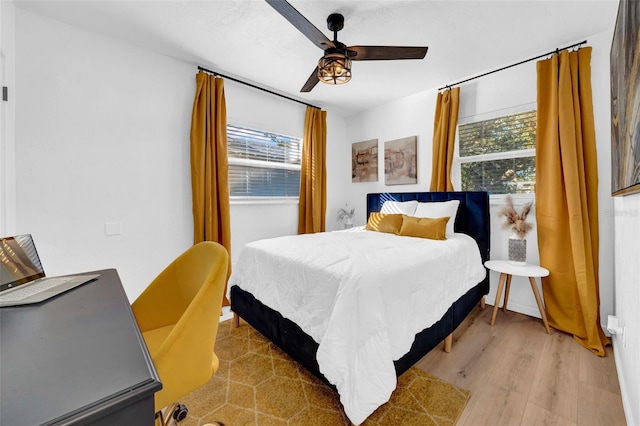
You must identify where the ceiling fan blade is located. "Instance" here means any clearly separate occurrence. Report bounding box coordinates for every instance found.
[300,67,320,92]
[347,46,428,61]
[265,0,334,50]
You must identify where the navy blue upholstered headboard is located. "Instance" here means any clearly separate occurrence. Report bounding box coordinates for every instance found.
[366,191,490,263]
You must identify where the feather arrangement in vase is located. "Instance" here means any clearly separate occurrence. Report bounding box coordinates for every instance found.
[498,196,533,239]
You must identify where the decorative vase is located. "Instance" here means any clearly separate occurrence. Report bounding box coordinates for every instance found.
[508,233,527,266]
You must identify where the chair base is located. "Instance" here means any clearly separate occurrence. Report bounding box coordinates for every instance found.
[155,402,186,426]
[156,402,225,426]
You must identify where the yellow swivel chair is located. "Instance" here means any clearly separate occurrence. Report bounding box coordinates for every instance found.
[132,241,228,425]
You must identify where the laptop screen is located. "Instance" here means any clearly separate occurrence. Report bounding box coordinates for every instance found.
[0,235,45,292]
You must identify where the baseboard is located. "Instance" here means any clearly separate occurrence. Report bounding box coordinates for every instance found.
[504,301,541,319]
[612,337,634,426]
[220,305,234,322]
[485,303,613,338]
[485,300,541,319]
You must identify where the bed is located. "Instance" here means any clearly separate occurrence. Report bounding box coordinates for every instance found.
[229,191,490,424]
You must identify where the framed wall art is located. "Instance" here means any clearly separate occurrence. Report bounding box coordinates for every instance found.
[352,139,378,183]
[610,0,640,196]
[384,136,417,185]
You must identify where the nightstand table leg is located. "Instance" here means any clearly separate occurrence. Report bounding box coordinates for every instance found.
[490,273,507,326]
[502,274,513,313]
[528,276,551,334]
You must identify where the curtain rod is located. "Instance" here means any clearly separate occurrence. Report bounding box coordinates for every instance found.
[438,40,587,91]
[197,66,321,110]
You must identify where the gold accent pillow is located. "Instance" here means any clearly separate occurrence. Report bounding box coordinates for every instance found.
[365,213,404,234]
[399,215,449,240]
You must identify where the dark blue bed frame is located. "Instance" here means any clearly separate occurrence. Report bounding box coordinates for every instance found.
[231,191,490,386]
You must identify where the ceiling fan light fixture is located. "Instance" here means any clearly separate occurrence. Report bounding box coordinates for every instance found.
[318,52,352,85]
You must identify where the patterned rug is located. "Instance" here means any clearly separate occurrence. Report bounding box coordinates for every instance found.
[175,320,470,426]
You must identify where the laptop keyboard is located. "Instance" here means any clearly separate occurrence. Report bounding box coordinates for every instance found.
[0,277,75,302]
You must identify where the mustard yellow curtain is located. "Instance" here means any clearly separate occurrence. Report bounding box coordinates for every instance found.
[190,72,231,305]
[430,87,460,191]
[536,48,609,355]
[298,106,327,234]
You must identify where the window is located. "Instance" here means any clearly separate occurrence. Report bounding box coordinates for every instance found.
[227,124,302,198]
[456,110,536,194]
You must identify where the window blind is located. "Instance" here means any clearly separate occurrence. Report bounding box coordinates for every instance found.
[457,110,537,194]
[459,110,536,157]
[227,125,302,197]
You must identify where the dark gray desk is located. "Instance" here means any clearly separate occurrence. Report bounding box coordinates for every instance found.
[0,269,162,425]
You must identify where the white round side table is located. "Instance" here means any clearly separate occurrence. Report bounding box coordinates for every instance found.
[484,260,551,334]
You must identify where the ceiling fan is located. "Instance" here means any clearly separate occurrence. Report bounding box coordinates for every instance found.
[265,0,429,92]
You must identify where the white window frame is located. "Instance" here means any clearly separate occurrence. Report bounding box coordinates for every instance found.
[227,124,302,204]
[453,103,537,203]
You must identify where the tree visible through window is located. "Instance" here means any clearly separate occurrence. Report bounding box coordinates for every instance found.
[457,110,536,194]
[227,124,302,197]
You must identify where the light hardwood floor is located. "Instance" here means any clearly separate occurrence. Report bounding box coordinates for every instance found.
[416,303,627,426]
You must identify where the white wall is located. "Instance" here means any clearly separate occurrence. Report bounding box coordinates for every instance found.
[1,0,17,235]
[613,192,640,426]
[345,89,437,223]
[13,8,195,300]
[9,8,348,299]
[225,80,348,264]
[345,30,616,325]
[225,81,303,264]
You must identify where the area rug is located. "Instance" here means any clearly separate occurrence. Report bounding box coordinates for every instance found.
[174,320,470,426]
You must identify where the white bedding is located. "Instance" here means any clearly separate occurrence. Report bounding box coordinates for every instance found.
[228,228,486,425]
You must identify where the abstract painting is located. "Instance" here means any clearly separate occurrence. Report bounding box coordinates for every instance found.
[352,139,378,182]
[611,0,640,196]
[384,136,417,185]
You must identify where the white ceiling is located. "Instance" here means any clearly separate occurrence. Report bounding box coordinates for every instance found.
[15,0,619,116]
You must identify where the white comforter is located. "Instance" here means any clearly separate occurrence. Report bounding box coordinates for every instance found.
[229,228,485,425]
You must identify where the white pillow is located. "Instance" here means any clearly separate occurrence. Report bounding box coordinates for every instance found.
[380,200,418,216]
[414,200,460,235]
